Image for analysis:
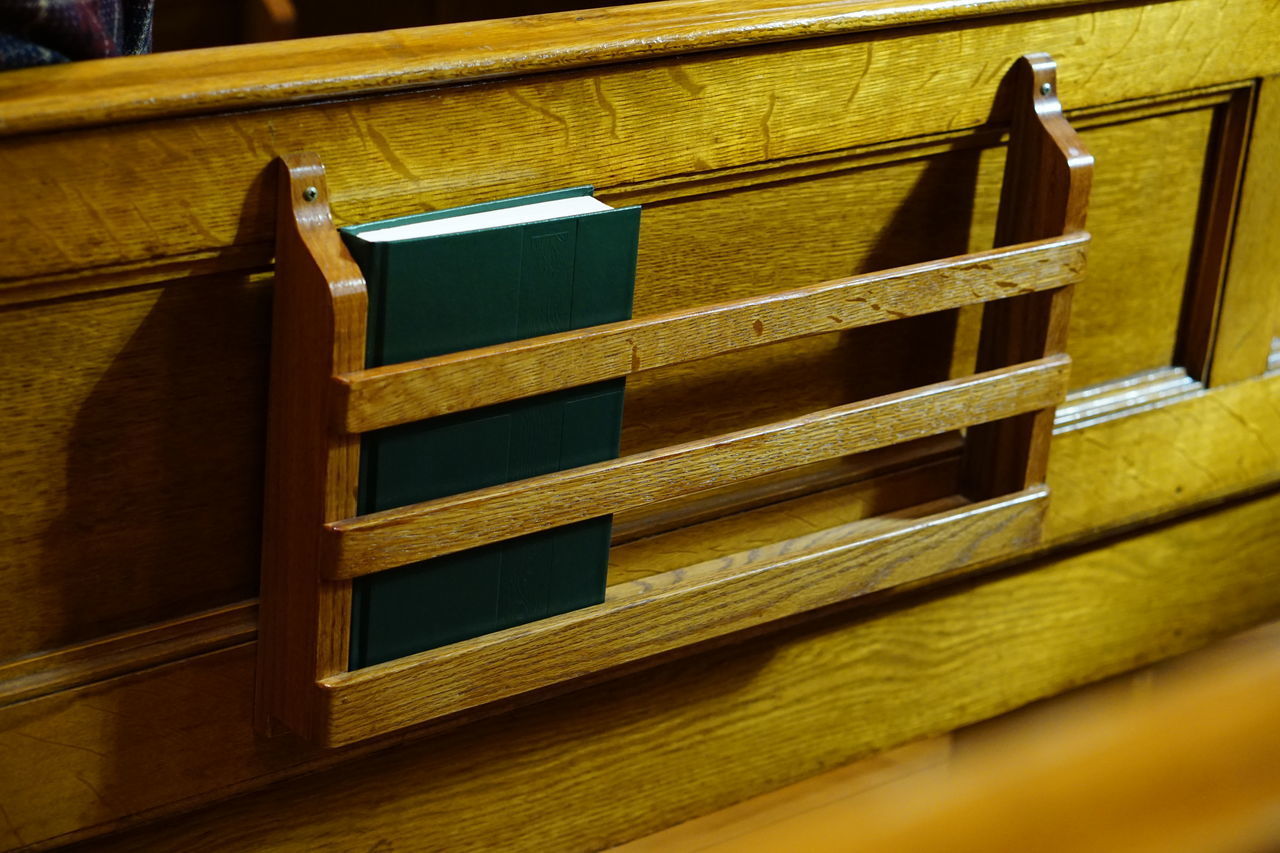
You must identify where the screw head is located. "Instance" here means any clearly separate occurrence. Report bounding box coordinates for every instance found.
[1040,82,1053,96]
[302,186,319,202]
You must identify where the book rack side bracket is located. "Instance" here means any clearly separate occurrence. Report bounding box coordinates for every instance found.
[256,53,1094,746]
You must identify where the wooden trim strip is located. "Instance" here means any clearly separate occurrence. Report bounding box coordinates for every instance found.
[0,0,1114,137]
[0,603,256,708]
[317,487,1049,747]
[324,354,1069,579]
[335,234,1088,432]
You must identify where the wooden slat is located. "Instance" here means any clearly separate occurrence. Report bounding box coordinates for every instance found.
[317,488,1049,747]
[336,234,1087,432]
[325,355,1070,579]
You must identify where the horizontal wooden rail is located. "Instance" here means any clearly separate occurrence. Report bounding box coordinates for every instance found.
[334,234,1088,432]
[317,487,1049,746]
[324,354,1070,579]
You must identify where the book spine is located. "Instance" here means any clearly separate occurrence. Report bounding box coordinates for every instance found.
[336,232,384,671]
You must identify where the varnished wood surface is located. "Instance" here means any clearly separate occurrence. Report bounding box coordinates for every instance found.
[612,738,954,853]
[0,443,957,711]
[1,0,1278,846]
[0,274,271,659]
[0,602,254,708]
[256,155,363,739]
[1176,88,1255,384]
[319,490,1046,745]
[6,374,1277,847]
[337,235,1086,431]
[1,0,1276,293]
[264,62,1083,744]
[0,101,1219,662]
[961,54,1091,498]
[38,488,1280,852]
[1210,76,1280,386]
[1043,372,1280,545]
[0,0,1120,136]
[617,624,1280,853]
[683,629,1280,853]
[328,357,1068,577]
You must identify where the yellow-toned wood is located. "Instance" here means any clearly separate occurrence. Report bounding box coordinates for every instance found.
[968,105,1216,389]
[1177,89,1256,383]
[21,488,1280,852]
[0,602,254,708]
[611,738,954,853]
[318,490,1046,746]
[0,274,269,660]
[328,358,1068,578]
[608,446,961,582]
[267,62,1083,745]
[336,236,1086,432]
[1,0,1278,847]
[2,0,1278,292]
[0,0,1120,136]
[694,629,1280,853]
[0,445,956,711]
[1210,77,1280,386]
[0,104,1214,663]
[1045,373,1280,544]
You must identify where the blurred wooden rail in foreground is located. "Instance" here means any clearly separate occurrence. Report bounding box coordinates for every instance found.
[618,624,1280,853]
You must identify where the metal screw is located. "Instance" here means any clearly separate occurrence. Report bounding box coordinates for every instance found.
[1040,82,1053,96]
[302,186,319,202]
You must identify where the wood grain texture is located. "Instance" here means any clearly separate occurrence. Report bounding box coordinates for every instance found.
[962,54,1092,499]
[607,445,961,583]
[2,0,1278,293]
[611,738,953,853]
[255,155,364,739]
[327,357,1068,578]
[0,102,1214,664]
[0,273,270,660]
[0,0,1126,136]
[1209,76,1280,386]
[3,376,1278,848]
[1176,87,1256,383]
[336,235,1086,432]
[37,488,1280,853]
[265,68,1080,744]
[0,602,254,708]
[317,490,1047,746]
[0,0,1277,846]
[1044,372,1280,545]
[664,627,1280,853]
[1049,106,1215,388]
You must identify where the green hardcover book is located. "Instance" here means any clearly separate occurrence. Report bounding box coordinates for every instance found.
[340,187,639,668]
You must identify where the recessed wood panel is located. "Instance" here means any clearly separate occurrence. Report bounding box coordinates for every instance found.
[623,101,1215,448]
[0,277,270,660]
[967,107,1215,388]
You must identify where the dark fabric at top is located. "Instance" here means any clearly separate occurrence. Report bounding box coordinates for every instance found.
[0,0,153,68]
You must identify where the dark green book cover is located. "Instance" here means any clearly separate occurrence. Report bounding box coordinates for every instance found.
[341,187,639,668]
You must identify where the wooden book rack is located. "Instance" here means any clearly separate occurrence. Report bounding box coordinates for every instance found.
[257,53,1093,747]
